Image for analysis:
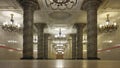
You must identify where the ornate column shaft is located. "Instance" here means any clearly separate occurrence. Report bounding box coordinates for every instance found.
[44,33,49,59]
[18,0,39,59]
[82,0,101,59]
[70,34,77,59]
[75,23,85,59]
[35,23,46,59]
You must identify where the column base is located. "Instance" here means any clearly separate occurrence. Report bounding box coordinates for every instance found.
[47,58,56,60]
[44,58,48,59]
[37,58,45,60]
[64,58,73,60]
[87,57,100,60]
[21,57,34,60]
[72,58,76,60]
[76,58,84,60]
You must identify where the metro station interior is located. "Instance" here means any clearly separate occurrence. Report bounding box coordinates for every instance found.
[0,0,120,68]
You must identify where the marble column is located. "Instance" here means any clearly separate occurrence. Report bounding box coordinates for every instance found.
[35,23,46,59]
[70,34,77,59]
[82,0,101,59]
[44,33,49,59]
[18,0,39,59]
[75,23,85,59]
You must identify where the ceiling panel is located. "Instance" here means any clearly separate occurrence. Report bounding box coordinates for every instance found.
[0,0,21,9]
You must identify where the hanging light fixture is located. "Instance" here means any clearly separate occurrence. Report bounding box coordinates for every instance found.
[45,0,77,10]
[54,28,66,38]
[52,28,68,54]
[53,28,68,45]
[1,14,21,32]
[99,14,119,32]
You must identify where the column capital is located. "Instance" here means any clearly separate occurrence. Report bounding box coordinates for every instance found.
[35,23,47,29]
[17,0,40,10]
[74,23,86,29]
[44,33,50,38]
[44,33,50,36]
[81,0,101,11]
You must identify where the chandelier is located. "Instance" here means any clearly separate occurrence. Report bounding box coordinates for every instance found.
[45,0,77,10]
[52,28,68,54]
[2,14,21,32]
[54,28,66,38]
[99,14,118,32]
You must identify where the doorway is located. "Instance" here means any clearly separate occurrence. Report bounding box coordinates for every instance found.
[56,53,64,59]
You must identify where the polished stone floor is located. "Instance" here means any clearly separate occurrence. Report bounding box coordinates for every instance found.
[0,60,120,68]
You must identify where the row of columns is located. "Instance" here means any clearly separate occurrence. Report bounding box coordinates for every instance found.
[35,23,45,59]
[18,0,101,60]
[71,23,85,59]
[18,0,49,59]
[35,23,49,59]
[71,0,101,60]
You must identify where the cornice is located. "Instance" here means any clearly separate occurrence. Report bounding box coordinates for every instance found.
[17,0,40,10]
[81,0,102,11]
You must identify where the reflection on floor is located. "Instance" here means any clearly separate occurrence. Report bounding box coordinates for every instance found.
[0,60,120,68]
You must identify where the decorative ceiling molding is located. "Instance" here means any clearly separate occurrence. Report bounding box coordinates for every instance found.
[49,11,72,20]
[99,8,120,12]
[45,0,77,10]
[99,0,120,12]
[0,0,21,10]
[99,0,109,9]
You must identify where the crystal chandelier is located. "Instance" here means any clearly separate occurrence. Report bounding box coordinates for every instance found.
[2,14,21,32]
[54,28,66,38]
[52,28,68,54]
[53,28,67,45]
[99,14,118,32]
[45,0,77,10]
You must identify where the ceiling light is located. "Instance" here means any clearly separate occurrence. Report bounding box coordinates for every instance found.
[108,40,113,43]
[34,50,37,52]
[54,28,66,38]
[83,50,87,52]
[1,14,22,32]
[99,14,119,33]
[33,35,38,43]
[53,28,68,54]
[55,34,66,38]
[61,52,64,54]
[83,40,87,44]
[53,40,67,44]
[56,50,64,54]
[8,40,18,43]
[103,40,113,43]
[57,44,64,46]
[56,49,63,51]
